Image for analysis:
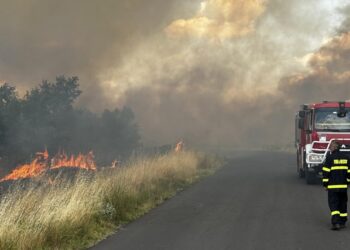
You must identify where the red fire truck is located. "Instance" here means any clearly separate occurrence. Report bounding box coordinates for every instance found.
[295,101,350,184]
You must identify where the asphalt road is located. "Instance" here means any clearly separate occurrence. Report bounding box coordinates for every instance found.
[91,151,350,250]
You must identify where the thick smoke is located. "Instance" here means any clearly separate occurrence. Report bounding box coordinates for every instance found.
[166,0,267,39]
[102,0,348,147]
[0,0,179,108]
[0,0,349,148]
[279,31,350,107]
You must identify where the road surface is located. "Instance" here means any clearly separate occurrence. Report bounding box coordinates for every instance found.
[91,151,350,250]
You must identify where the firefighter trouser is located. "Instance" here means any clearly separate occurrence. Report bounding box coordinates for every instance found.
[328,191,348,225]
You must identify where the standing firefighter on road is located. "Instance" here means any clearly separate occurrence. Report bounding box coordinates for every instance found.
[323,141,350,230]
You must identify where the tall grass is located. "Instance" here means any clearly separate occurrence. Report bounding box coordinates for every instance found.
[0,151,221,250]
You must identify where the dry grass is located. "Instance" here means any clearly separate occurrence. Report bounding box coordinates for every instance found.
[0,151,221,250]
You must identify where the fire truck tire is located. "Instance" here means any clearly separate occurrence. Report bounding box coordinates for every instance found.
[305,170,316,185]
[297,151,305,178]
[298,168,305,178]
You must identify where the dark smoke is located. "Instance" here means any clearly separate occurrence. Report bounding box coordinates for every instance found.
[0,0,181,108]
[120,0,349,147]
[0,0,349,149]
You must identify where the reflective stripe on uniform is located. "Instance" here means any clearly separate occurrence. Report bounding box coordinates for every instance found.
[334,159,348,164]
[322,167,330,172]
[331,166,348,171]
[347,179,350,182]
[330,211,348,217]
[332,211,340,216]
[328,185,348,189]
[322,179,329,182]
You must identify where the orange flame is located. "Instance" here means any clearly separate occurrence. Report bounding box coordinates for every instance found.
[175,141,184,153]
[51,151,96,170]
[0,149,49,182]
[111,160,119,169]
[0,149,97,182]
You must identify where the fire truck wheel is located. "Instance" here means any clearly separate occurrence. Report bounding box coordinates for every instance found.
[298,168,305,178]
[305,170,316,185]
[297,151,305,178]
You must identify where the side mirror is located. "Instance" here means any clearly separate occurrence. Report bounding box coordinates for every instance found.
[298,118,304,129]
[338,101,347,118]
[299,111,306,118]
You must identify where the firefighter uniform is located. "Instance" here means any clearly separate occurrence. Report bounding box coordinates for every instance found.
[322,149,350,228]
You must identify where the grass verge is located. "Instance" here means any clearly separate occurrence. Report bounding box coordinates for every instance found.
[0,151,221,250]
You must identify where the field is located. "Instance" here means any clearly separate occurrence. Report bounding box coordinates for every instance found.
[0,151,221,250]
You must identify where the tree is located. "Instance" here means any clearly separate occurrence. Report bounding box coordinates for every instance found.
[17,76,82,156]
[0,83,21,166]
[0,84,18,108]
[98,107,140,158]
[23,76,81,115]
[0,76,141,170]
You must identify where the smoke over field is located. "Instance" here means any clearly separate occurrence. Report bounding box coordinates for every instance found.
[1,0,350,149]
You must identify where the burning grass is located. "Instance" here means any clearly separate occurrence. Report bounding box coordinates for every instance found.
[0,150,96,182]
[0,151,221,250]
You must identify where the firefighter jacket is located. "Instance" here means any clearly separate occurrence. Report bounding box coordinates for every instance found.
[322,150,350,192]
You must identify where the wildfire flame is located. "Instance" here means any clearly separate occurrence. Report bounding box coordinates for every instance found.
[0,149,49,182]
[0,149,97,182]
[175,141,184,153]
[51,151,96,171]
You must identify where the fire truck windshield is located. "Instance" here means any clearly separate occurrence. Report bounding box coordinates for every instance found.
[315,108,350,131]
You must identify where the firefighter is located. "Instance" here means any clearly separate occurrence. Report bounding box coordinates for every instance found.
[322,141,350,230]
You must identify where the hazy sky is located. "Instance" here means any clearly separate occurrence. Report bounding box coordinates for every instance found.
[1,0,350,148]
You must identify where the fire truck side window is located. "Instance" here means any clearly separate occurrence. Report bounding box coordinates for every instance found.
[295,115,300,144]
[306,110,312,132]
[309,110,314,130]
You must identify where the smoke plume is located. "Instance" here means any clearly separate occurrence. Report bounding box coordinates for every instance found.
[279,31,350,108]
[166,0,267,39]
[0,0,349,149]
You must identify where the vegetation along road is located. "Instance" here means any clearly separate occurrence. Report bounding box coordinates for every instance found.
[92,151,350,250]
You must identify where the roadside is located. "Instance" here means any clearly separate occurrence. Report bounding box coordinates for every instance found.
[91,151,350,250]
[0,151,222,250]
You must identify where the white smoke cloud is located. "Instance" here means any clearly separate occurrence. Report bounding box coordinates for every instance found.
[166,0,267,40]
[99,0,348,147]
[0,0,349,148]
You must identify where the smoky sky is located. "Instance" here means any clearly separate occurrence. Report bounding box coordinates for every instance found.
[1,0,350,148]
[0,0,180,107]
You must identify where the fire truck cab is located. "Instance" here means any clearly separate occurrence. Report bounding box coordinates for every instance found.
[295,101,350,184]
